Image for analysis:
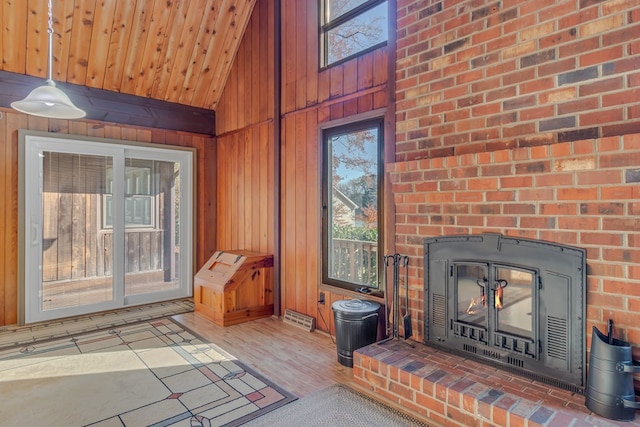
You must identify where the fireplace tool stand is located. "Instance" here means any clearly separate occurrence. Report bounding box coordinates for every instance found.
[382,253,413,344]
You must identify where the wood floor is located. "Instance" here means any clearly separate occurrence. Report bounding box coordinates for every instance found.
[173,312,356,398]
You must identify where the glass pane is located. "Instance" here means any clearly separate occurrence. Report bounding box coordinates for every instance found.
[495,267,534,338]
[326,0,369,21]
[456,264,488,328]
[327,2,388,65]
[328,126,379,287]
[124,159,180,296]
[41,152,114,311]
[105,161,155,228]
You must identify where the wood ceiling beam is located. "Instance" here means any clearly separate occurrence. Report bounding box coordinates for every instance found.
[0,71,215,136]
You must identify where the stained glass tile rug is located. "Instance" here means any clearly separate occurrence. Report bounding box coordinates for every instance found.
[0,317,296,426]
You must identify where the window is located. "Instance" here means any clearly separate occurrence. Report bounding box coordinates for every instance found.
[322,119,383,291]
[103,161,156,229]
[320,0,388,67]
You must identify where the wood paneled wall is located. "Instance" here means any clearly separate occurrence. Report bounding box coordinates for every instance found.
[215,0,276,257]
[280,110,320,317]
[216,123,275,254]
[279,0,391,329]
[0,108,216,326]
[216,0,274,134]
[215,0,391,326]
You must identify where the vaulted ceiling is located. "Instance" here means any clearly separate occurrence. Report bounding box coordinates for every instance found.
[0,0,256,111]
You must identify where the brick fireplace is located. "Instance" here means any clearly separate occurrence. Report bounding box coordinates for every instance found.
[349,0,640,424]
[386,132,640,358]
[389,0,640,359]
[351,133,640,426]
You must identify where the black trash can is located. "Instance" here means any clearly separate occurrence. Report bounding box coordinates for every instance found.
[332,299,380,367]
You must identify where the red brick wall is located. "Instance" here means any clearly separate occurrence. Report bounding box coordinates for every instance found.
[395,0,640,161]
[389,133,640,353]
[393,0,640,352]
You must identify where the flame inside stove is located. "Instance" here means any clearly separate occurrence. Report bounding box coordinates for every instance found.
[466,288,504,315]
[495,286,504,309]
[466,295,486,314]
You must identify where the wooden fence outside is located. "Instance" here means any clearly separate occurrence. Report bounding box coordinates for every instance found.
[41,152,174,283]
[330,238,378,287]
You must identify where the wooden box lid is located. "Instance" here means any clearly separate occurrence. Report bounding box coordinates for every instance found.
[194,250,273,292]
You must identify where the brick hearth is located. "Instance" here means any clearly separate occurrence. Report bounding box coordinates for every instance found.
[353,340,640,427]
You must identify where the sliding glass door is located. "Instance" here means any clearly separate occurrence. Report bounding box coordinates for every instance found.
[121,157,186,304]
[22,134,193,323]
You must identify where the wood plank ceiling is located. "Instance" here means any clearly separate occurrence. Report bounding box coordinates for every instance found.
[0,0,256,111]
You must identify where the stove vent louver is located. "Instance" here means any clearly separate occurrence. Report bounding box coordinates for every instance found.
[483,349,501,360]
[431,294,446,328]
[507,356,524,367]
[547,315,568,360]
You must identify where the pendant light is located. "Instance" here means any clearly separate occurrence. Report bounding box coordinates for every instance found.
[11,0,86,119]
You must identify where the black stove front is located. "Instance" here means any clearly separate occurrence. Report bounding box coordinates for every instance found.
[424,233,586,393]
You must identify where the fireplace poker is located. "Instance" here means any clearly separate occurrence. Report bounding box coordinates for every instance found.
[392,253,400,340]
[382,254,392,339]
[402,255,412,340]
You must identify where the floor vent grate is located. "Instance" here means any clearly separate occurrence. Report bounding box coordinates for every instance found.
[283,309,316,332]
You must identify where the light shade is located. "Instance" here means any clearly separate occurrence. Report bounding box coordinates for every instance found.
[11,80,86,119]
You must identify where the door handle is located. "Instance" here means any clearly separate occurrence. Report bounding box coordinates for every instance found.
[32,223,39,246]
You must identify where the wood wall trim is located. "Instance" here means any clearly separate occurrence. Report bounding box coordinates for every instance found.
[215,118,275,139]
[273,0,283,318]
[316,107,387,130]
[0,71,215,136]
[383,0,397,260]
[280,84,387,120]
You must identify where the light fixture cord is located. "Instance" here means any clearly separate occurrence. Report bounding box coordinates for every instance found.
[47,0,54,83]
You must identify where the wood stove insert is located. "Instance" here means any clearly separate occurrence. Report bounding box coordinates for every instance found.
[424,233,586,393]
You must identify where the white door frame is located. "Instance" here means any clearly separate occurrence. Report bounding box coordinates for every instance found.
[20,131,194,324]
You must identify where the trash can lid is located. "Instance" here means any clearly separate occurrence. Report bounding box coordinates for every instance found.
[331,299,380,314]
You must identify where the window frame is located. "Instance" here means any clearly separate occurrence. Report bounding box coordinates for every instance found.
[321,117,384,292]
[319,0,389,69]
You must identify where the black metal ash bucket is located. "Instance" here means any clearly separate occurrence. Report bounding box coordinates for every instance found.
[585,325,640,421]
[332,299,380,367]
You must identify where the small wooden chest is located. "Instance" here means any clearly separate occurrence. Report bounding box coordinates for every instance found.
[194,250,274,326]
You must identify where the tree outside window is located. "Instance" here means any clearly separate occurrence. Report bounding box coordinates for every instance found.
[321,0,388,67]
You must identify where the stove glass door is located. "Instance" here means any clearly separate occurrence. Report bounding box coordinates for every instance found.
[494,266,534,339]
[455,263,488,329]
